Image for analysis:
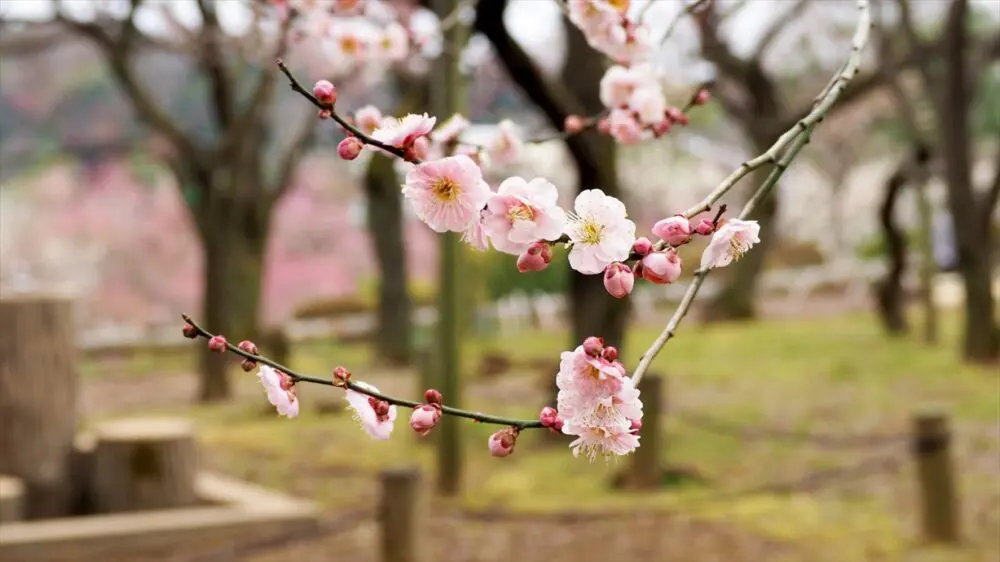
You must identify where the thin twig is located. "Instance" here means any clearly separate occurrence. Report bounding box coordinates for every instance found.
[275,59,419,163]
[181,314,543,429]
[659,0,712,46]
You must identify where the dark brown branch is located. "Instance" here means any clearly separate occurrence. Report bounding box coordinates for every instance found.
[752,0,808,60]
[275,59,415,162]
[196,0,235,130]
[474,0,614,188]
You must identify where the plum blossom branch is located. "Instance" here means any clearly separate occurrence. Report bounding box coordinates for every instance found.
[180,314,543,429]
[275,58,419,163]
[631,0,872,385]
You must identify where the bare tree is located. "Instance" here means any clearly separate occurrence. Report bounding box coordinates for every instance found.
[888,0,999,361]
[4,0,316,400]
[475,0,629,357]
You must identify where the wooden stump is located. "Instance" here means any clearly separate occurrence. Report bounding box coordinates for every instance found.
[628,375,664,489]
[0,295,79,519]
[379,468,422,562]
[0,475,25,522]
[89,417,198,514]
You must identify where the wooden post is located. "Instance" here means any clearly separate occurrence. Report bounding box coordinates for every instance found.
[0,475,25,522]
[379,468,422,562]
[629,374,664,489]
[0,294,79,519]
[89,417,198,513]
[913,412,960,543]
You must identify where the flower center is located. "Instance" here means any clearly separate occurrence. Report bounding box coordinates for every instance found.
[577,219,605,245]
[341,37,359,54]
[728,235,750,261]
[431,178,461,202]
[607,0,630,14]
[508,203,536,222]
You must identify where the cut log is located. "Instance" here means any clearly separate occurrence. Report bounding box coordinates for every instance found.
[0,294,79,519]
[89,417,199,513]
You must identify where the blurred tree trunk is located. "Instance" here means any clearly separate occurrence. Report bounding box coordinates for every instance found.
[561,25,629,352]
[364,149,412,365]
[936,0,998,362]
[875,166,910,335]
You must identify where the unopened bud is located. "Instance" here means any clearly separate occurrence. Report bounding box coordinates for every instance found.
[630,419,642,433]
[373,400,390,417]
[582,336,604,357]
[406,136,430,161]
[516,241,552,272]
[652,118,672,137]
[550,417,564,433]
[632,237,653,256]
[564,114,585,134]
[603,262,634,299]
[313,79,337,106]
[207,335,228,353]
[424,388,443,405]
[238,339,258,355]
[332,365,351,385]
[651,215,692,247]
[182,323,198,339]
[318,109,332,120]
[601,346,618,362]
[693,218,715,236]
[692,88,711,106]
[409,404,441,436]
[539,406,559,427]
[338,137,364,160]
[240,359,257,372]
[641,249,683,284]
[597,117,611,135]
[488,427,519,458]
[665,107,688,125]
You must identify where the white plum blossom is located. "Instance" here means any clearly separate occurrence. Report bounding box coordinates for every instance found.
[700,219,761,270]
[257,365,299,418]
[345,381,397,440]
[565,189,636,274]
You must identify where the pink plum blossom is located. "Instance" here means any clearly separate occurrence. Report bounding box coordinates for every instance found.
[345,381,397,440]
[430,113,470,145]
[482,177,567,255]
[409,404,441,436]
[486,120,524,167]
[607,109,646,145]
[372,113,437,149]
[565,189,635,274]
[374,22,410,62]
[700,219,761,270]
[401,155,492,233]
[354,105,384,135]
[258,365,299,418]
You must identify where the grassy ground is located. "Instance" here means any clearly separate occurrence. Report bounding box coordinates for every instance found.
[82,309,999,562]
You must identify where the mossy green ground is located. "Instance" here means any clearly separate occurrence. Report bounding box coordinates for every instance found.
[84,310,998,562]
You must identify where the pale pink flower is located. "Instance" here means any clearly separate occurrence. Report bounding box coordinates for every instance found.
[555,345,626,418]
[257,365,299,418]
[567,423,640,461]
[354,105,383,135]
[607,109,645,145]
[566,0,621,36]
[482,177,567,255]
[374,22,410,63]
[651,215,692,246]
[565,189,635,274]
[486,120,524,167]
[600,20,654,65]
[325,18,377,69]
[629,86,667,126]
[332,0,365,15]
[700,219,761,270]
[599,65,641,109]
[461,209,490,251]
[402,155,492,233]
[431,113,470,145]
[372,113,437,149]
[345,381,397,440]
[562,376,643,435]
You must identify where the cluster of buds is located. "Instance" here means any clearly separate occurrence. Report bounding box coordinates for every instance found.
[408,389,443,436]
[600,213,721,300]
[539,406,564,434]
[238,340,259,372]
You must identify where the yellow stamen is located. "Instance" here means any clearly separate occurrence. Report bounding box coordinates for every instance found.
[578,220,605,245]
[432,178,460,201]
[508,203,536,222]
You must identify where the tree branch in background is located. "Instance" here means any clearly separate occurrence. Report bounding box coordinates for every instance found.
[752,0,808,59]
[271,110,316,200]
[195,0,235,130]
[473,0,614,189]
